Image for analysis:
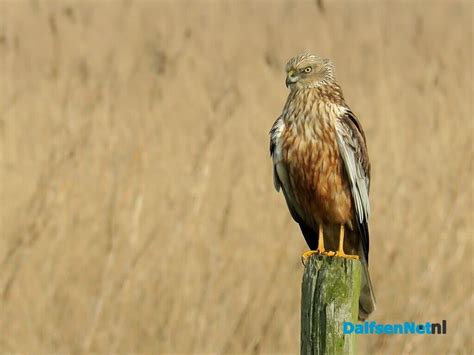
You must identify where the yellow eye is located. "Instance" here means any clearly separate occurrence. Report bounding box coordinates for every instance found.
[304,66,312,73]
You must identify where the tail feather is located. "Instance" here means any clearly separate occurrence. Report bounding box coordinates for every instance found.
[358,245,376,320]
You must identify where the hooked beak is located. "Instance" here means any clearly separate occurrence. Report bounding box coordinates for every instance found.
[286,70,297,88]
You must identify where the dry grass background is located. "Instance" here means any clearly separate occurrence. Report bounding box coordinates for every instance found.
[0,0,473,354]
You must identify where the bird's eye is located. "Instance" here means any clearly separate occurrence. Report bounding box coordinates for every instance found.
[304,67,312,73]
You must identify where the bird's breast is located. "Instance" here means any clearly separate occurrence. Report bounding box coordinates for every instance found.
[281,108,352,225]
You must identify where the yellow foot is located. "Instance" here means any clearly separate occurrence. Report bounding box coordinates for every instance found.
[301,249,335,266]
[333,225,359,260]
[334,251,359,260]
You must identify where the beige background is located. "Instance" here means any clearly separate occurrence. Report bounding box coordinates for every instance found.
[1,0,472,354]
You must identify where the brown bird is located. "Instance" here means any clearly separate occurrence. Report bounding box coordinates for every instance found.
[270,53,376,320]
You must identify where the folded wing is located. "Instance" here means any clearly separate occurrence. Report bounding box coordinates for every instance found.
[335,110,371,261]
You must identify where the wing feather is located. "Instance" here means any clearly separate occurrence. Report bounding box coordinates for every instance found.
[335,110,371,261]
[270,116,284,191]
[270,116,307,221]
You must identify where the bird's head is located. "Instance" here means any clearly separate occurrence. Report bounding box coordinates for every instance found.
[285,53,335,90]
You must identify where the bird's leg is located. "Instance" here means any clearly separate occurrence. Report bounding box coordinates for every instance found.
[334,225,359,260]
[302,225,335,265]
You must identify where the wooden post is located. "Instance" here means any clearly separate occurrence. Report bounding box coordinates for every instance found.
[301,255,361,355]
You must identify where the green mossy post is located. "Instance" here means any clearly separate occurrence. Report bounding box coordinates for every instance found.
[301,255,361,355]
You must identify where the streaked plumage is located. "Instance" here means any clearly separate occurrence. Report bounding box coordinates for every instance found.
[270,53,376,320]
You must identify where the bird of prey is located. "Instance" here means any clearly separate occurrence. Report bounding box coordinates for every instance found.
[270,53,376,320]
